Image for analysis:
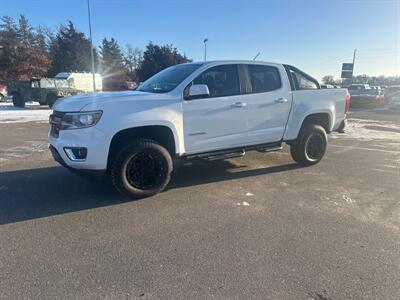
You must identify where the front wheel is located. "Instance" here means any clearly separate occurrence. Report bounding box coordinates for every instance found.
[110,139,173,198]
[290,124,327,166]
[46,93,58,108]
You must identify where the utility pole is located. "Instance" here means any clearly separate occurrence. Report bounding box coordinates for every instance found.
[203,38,208,61]
[87,0,96,92]
[352,49,357,77]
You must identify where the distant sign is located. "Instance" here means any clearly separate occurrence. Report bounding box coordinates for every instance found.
[341,71,353,79]
[342,63,354,71]
[341,63,354,78]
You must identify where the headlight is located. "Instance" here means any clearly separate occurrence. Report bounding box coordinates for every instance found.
[60,111,102,130]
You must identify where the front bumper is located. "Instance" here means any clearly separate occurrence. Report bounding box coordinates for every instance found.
[48,126,110,170]
[49,145,69,168]
[49,145,107,178]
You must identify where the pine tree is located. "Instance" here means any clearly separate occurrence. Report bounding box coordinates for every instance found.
[0,15,50,81]
[138,42,191,81]
[99,38,125,79]
[49,21,97,76]
[0,16,19,80]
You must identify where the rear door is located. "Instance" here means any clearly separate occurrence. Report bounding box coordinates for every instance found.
[182,64,247,154]
[241,64,292,144]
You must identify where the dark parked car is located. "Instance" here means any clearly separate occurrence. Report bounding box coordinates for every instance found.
[385,85,400,102]
[348,84,384,108]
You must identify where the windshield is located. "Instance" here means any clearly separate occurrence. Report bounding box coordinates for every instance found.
[138,63,202,93]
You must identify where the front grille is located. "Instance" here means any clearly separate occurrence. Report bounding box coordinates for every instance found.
[49,111,65,137]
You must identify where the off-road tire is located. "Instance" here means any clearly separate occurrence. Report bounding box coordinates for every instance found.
[110,139,173,198]
[290,124,327,166]
[12,93,25,108]
[46,93,58,108]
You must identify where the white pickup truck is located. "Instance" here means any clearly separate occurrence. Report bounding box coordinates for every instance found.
[49,61,350,198]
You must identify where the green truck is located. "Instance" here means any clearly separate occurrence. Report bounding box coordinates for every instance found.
[8,77,83,108]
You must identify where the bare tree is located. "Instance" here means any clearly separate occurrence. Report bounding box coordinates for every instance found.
[322,75,335,85]
[123,44,142,81]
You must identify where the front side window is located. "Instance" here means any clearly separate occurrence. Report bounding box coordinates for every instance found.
[247,65,281,93]
[192,64,240,98]
[138,63,202,93]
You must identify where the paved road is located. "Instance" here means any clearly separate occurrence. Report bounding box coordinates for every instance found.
[0,109,399,299]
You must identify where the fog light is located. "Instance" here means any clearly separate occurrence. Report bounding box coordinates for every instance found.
[64,147,87,161]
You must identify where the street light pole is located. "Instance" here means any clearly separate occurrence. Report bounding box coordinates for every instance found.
[203,38,208,61]
[87,0,96,92]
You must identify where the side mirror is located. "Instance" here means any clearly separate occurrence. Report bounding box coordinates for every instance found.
[187,84,210,100]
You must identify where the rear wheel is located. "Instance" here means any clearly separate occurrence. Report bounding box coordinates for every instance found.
[13,93,25,107]
[290,124,327,166]
[46,93,58,108]
[110,139,173,198]
[12,93,25,108]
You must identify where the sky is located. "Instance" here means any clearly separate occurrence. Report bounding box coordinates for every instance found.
[2,0,399,80]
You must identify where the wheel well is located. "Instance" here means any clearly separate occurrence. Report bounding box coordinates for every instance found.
[302,113,331,133]
[107,126,176,168]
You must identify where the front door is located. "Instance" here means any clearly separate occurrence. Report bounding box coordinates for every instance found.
[182,64,247,154]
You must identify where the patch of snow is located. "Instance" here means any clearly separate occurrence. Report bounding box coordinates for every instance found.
[331,118,400,142]
[0,102,52,123]
[343,195,354,204]
[0,140,49,158]
[237,201,250,206]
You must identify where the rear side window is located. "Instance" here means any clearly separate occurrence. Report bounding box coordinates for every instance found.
[247,65,281,93]
[284,65,320,91]
[292,71,318,90]
[193,64,240,98]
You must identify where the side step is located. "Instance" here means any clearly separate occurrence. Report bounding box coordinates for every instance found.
[255,146,283,153]
[201,150,245,161]
[185,142,283,161]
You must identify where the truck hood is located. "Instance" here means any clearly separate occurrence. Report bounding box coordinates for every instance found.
[53,91,170,111]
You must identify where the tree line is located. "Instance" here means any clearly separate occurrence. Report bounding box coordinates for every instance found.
[0,15,190,83]
[322,74,400,87]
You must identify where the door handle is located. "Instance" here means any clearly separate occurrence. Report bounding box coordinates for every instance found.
[274,98,288,103]
[231,102,247,108]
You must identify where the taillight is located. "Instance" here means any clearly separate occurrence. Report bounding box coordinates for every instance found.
[345,93,351,113]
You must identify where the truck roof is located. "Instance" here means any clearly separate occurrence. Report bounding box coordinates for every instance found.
[187,60,283,66]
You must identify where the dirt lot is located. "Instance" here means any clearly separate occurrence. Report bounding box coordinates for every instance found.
[0,106,399,299]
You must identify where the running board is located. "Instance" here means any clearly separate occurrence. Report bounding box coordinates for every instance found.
[255,146,283,153]
[201,150,245,161]
[184,142,283,161]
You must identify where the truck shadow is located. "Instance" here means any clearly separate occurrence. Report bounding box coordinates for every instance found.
[170,160,300,189]
[0,161,300,225]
